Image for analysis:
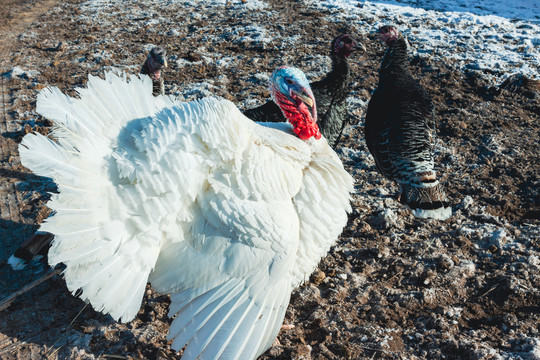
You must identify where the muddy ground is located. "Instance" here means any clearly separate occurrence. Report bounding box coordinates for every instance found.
[0,0,538,359]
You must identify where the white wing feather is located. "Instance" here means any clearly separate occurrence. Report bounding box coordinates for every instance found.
[292,141,354,286]
[147,105,309,358]
[19,71,353,359]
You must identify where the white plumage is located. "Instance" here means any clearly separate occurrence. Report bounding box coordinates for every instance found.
[19,69,353,359]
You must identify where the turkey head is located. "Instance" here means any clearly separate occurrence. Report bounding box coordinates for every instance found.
[332,33,360,58]
[378,25,402,46]
[145,46,167,80]
[269,66,321,140]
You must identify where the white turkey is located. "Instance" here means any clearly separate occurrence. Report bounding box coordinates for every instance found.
[364,25,451,220]
[18,66,353,359]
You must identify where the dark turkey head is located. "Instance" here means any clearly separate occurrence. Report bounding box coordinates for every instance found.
[332,34,359,58]
[378,25,402,46]
[145,46,167,80]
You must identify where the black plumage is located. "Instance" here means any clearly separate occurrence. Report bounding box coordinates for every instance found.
[140,46,167,96]
[364,25,451,220]
[244,34,361,148]
[8,231,53,270]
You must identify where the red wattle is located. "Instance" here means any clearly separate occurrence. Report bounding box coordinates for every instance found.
[294,121,321,140]
[273,91,321,141]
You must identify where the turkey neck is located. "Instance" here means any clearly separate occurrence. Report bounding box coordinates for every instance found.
[324,51,351,96]
[141,61,151,76]
[141,62,158,80]
[380,37,409,80]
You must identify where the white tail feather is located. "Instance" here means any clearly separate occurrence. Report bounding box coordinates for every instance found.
[20,73,167,322]
[19,133,81,183]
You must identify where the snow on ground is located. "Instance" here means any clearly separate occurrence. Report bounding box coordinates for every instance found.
[307,0,540,82]
[355,0,540,22]
[76,0,539,88]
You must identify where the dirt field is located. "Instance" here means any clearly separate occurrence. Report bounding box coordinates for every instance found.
[0,0,538,359]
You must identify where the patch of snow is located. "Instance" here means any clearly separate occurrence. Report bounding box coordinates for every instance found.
[4,67,40,79]
[379,208,398,229]
[338,146,365,162]
[528,255,540,267]
[488,228,510,247]
[216,56,240,68]
[142,44,159,52]
[450,260,476,278]
[445,306,463,318]
[253,72,269,82]
[182,0,268,11]
[176,58,203,67]
[365,0,540,23]
[528,338,540,358]
[177,81,218,101]
[307,0,540,82]
[460,195,474,210]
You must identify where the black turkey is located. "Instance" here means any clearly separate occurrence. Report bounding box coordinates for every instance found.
[244,34,361,148]
[364,25,451,220]
[140,46,167,96]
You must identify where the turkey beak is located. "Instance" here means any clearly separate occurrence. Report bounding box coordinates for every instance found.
[291,88,317,123]
[157,55,167,69]
[292,89,313,107]
[355,41,366,52]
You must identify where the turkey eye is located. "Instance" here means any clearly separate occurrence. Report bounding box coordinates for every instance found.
[285,78,294,85]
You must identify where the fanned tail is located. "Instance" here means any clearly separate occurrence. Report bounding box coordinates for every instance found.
[18,72,173,321]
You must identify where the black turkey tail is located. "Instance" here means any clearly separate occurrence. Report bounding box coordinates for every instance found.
[399,181,452,220]
[8,231,54,270]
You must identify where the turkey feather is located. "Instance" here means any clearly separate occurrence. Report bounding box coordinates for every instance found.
[365,26,451,220]
[19,70,353,359]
